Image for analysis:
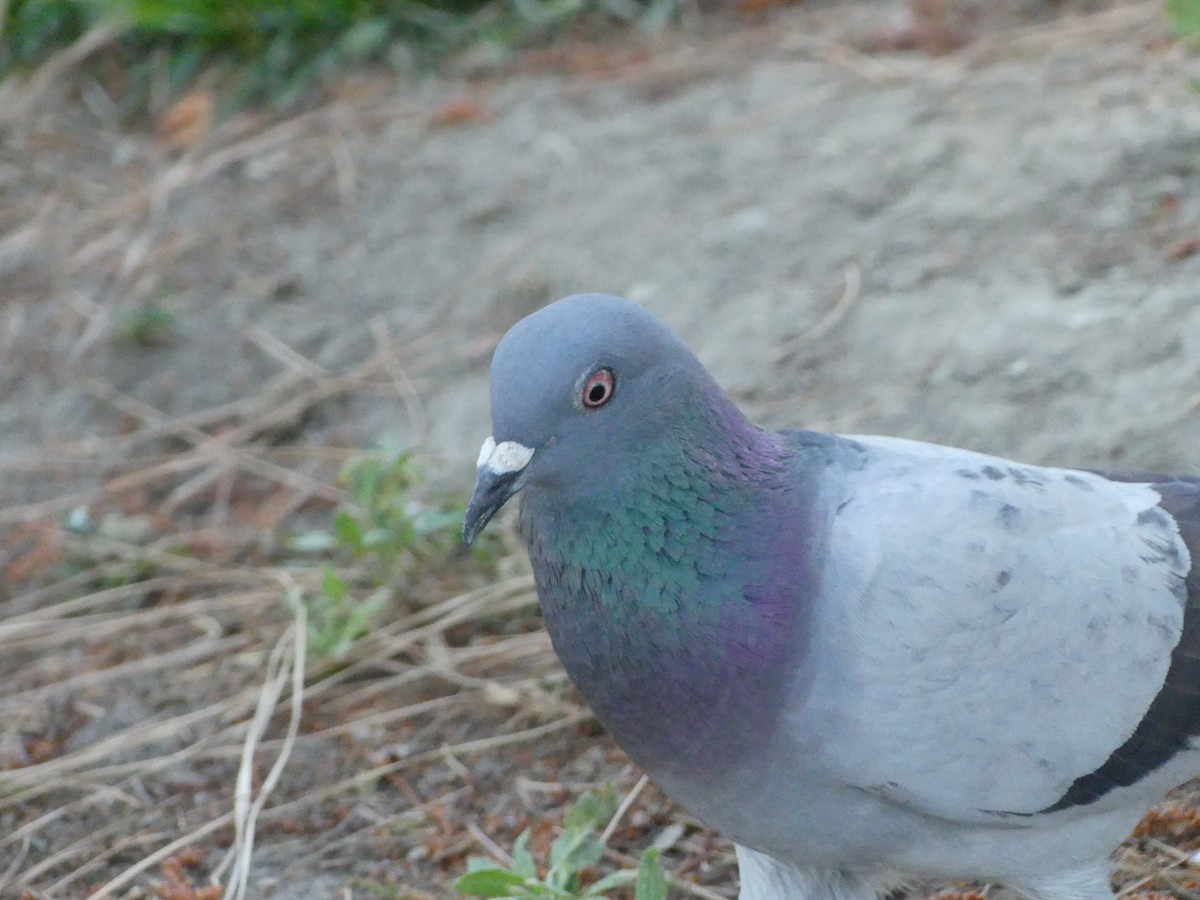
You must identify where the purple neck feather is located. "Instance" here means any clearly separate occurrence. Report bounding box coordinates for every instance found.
[521,390,826,780]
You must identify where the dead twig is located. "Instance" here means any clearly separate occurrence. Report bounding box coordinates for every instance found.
[600,773,649,846]
[370,315,429,448]
[214,574,307,900]
[467,820,515,867]
[771,264,862,363]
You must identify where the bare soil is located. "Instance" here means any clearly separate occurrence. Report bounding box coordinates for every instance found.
[3,1,1200,897]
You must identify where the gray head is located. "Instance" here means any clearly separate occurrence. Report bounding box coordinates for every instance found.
[462,293,718,544]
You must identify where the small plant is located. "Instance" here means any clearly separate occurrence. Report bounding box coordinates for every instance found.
[116,301,178,346]
[328,452,463,579]
[292,450,489,659]
[306,564,390,659]
[455,787,670,899]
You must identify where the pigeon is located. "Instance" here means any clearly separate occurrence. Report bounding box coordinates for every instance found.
[462,293,1200,900]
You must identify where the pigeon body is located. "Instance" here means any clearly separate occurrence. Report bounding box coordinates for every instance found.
[463,294,1200,900]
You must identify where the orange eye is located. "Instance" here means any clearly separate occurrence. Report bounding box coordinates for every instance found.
[582,368,615,408]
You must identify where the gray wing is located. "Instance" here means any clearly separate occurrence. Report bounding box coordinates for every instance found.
[795,435,1194,823]
[1043,470,1200,812]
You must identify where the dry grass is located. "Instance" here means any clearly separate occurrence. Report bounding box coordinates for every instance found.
[0,404,553,897]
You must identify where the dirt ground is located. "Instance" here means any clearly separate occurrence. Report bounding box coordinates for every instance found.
[3,0,1200,897]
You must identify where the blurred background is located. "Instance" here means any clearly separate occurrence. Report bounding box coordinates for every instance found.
[1,0,1199,897]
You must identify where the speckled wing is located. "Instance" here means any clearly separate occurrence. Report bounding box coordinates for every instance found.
[797,435,1196,824]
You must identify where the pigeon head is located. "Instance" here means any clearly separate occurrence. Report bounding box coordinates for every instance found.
[463,293,713,544]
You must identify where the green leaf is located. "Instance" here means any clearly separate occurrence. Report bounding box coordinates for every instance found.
[343,458,381,506]
[332,510,364,553]
[547,826,581,872]
[454,867,531,896]
[465,856,504,873]
[287,530,336,553]
[563,786,618,833]
[584,868,638,895]
[544,786,620,887]
[1167,0,1200,37]
[320,565,348,603]
[166,42,206,93]
[361,526,395,550]
[548,832,604,885]
[511,829,537,879]
[634,848,669,900]
[339,589,384,634]
[338,18,391,59]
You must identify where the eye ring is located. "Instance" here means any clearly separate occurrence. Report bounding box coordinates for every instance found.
[581,368,615,409]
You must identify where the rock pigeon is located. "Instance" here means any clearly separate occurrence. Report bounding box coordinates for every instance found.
[462,293,1200,900]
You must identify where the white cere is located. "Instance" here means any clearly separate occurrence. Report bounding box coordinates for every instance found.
[477,436,535,474]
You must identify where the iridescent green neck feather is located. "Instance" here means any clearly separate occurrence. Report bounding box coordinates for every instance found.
[518,398,829,777]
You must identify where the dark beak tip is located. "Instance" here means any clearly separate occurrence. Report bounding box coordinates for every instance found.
[461,485,502,548]
[461,507,483,547]
[463,462,524,548]
[461,515,480,547]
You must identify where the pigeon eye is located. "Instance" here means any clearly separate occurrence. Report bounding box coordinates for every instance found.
[581,369,615,408]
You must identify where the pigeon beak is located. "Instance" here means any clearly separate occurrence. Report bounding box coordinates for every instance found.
[463,436,535,546]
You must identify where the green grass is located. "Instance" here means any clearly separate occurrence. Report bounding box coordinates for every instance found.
[6,1,1197,118]
[1167,0,1200,40]
[1,0,680,115]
